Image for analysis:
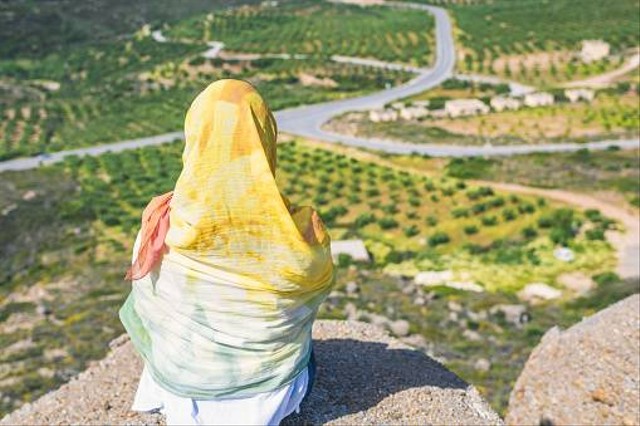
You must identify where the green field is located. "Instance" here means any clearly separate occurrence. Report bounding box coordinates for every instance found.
[168,0,435,65]
[0,139,621,416]
[442,0,640,85]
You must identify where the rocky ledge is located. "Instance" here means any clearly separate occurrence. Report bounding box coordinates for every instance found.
[1,320,501,425]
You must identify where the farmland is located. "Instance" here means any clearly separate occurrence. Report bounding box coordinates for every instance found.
[444,0,640,85]
[168,0,435,65]
[0,138,622,416]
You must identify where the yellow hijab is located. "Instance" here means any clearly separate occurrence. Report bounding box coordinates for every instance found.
[120,79,335,398]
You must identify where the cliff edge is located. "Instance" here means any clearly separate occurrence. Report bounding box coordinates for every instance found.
[1,320,501,425]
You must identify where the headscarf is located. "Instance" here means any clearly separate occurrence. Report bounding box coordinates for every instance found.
[119,79,335,399]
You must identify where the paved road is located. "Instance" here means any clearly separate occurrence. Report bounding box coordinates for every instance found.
[0,2,638,173]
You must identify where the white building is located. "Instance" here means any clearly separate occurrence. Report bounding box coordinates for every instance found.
[523,92,554,108]
[579,40,610,63]
[565,88,595,103]
[369,109,398,122]
[399,106,430,120]
[490,96,521,112]
[444,99,490,118]
[330,240,371,263]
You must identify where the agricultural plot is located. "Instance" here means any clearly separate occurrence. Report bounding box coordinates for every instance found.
[448,0,639,85]
[0,32,411,160]
[168,0,436,65]
[0,139,620,417]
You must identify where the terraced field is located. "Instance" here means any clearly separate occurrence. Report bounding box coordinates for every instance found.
[168,0,436,65]
[0,139,620,416]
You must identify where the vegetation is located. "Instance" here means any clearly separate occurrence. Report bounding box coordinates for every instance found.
[0,139,619,416]
[168,0,435,65]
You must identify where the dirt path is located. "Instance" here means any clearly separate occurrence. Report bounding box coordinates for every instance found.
[292,136,639,279]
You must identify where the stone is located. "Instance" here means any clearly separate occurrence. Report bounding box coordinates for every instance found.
[22,190,37,201]
[557,272,596,296]
[415,270,453,286]
[345,281,359,296]
[506,294,640,425]
[518,283,562,303]
[389,319,410,337]
[1,321,502,425]
[489,304,530,327]
[344,303,358,321]
[463,329,482,342]
[447,300,463,312]
[474,358,491,372]
[553,247,575,262]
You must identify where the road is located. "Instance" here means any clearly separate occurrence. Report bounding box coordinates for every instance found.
[0,2,638,173]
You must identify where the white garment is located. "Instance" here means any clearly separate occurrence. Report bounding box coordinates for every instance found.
[132,364,309,426]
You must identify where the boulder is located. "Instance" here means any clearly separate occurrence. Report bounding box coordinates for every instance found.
[507,294,640,425]
[517,283,562,303]
[2,321,502,425]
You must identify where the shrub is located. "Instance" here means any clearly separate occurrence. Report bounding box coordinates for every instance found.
[430,194,440,202]
[502,208,517,221]
[404,225,419,237]
[481,216,498,226]
[382,204,399,215]
[585,228,606,241]
[355,212,376,228]
[466,186,494,200]
[452,207,470,218]
[426,215,438,226]
[518,203,536,214]
[471,202,487,215]
[521,226,538,239]
[378,216,399,229]
[585,209,603,222]
[593,271,620,286]
[409,196,421,207]
[464,225,479,235]
[366,188,380,197]
[337,253,353,268]
[428,231,450,247]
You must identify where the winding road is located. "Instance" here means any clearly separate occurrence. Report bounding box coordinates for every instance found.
[0,2,638,173]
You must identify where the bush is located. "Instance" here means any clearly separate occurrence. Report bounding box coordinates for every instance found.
[409,196,421,207]
[426,215,438,226]
[452,207,469,218]
[585,208,603,222]
[593,271,620,286]
[404,225,419,237]
[521,226,538,239]
[428,231,450,247]
[337,253,352,268]
[354,212,376,228]
[366,188,380,197]
[464,225,479,235]
[585,228,606,241]
[378,216,399,230]
[518,203,536,214]
[481,215,498,226]
[502,208,517,221]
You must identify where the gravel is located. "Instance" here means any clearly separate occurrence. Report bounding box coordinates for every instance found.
[1,320,502,425]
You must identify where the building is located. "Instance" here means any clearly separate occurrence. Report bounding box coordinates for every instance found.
[490,96,521,112]
[565,88,595,103]
[523,92,554,108]
[330,240,371,263]
[369,109,398,122]
[580,40,610,63]
[399,106,430,120]
[444,99,490,118]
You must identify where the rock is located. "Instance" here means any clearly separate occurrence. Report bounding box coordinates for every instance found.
[507,294,640,425]
[22,190,37,201]
[463,329,482,342]
[447,300,463,312]
[446,281,484,292]
[343,303,357,321]
[557,272,596,296]
[489,304,530,327]
[517,283,562,303]
[553,247,575,262]
[1,320,502,425]
[389,319,411,337]
[413,296,425,306]
[474,358,491,372]
[345,281,359,296]
[415,270,453,286]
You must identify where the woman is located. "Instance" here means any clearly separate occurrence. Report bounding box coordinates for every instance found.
[119,79,335,425]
